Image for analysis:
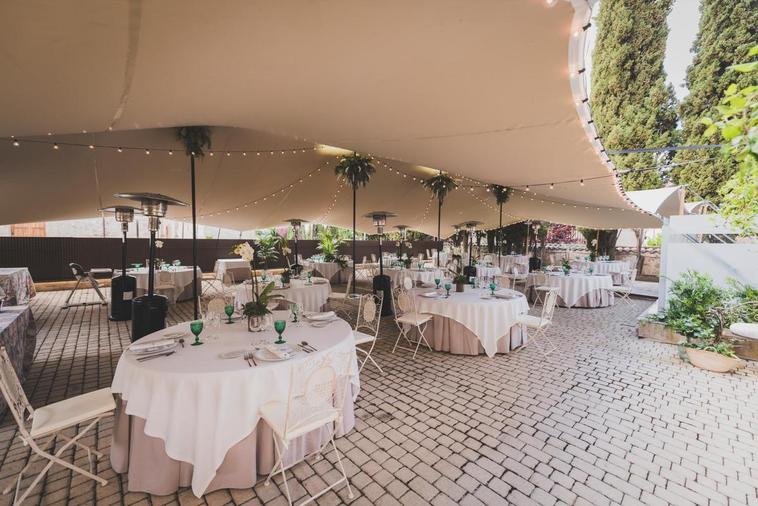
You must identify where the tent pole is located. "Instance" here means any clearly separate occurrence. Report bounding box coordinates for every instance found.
[191,155,198,320]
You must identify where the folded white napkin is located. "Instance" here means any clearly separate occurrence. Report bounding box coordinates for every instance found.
[264,345,289,359]
[130,338,175,352]
[308,311,336,321]
[420,292,439,298]
[493,291,515,299]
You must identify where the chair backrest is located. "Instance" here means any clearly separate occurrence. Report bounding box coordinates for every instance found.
[402,276,414,290]
[0,347,34,441]
[426,249,432,258]
[533,272,547,286]
[370,253,377,263]
[207,297,227,316]
[280,351,352,438]
[158,270,174,284]
[355,293,383,337]
[483,254,493,264]
[628,268,638,284]
[222,272,235,287]
[540,290,558,324]
[417,253,423,261]
[392,287,415,318]
[69,262,86,279]
[512,266,520,276]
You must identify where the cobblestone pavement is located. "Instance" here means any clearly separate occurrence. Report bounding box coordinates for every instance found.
[1,286,757,506]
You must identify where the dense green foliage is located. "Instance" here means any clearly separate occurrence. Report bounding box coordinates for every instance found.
[334,153,375,188]
[591,0,678,191]
[316,230,347,267]
[423,172,457,203]
[255,230,281,269]
[176,126,212,157]
[673,0,758,203]
[578,229,619,259]
[699,46,758,236]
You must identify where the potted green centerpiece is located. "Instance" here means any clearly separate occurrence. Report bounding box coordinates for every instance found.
[243,281,277,332]
[561,259,571,276]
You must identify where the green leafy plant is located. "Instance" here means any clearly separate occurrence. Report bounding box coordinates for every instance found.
[317,230,347,267]
[255,230,281,270]
[335,152,375,290]
[645,233,662,248]
[242,282,276,318]
[561,259,571,273]
[424,171,458,245]
[488,185,512,256]
[664,270,725,340]
[176,126,212,157]
[700,45,758,237]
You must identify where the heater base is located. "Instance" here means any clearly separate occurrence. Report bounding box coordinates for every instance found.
[131,294,169,342]
[373,275,393,316]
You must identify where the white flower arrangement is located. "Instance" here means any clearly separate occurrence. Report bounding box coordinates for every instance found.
[233,242,256,262]
[155,240,164,249]
[591,239,598,247]
[281,246,292,255]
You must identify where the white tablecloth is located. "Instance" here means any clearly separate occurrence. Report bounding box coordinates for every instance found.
[234,278,331,312]
[110,311,359,497]
[474,265,502,279]
[302,260,347,282]
[386,268,444,287]
[415,287,529,357]
[213,259,251,281]
[127,267,202,304]
[569,260,628,284]
[499,255,529,273]
[526,272,614,308]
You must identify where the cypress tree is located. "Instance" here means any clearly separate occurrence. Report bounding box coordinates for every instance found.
[673,0,758,204]
[591,0,679,191]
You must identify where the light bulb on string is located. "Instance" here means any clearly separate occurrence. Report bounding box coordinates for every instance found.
[117,147,123,153]
[580,179,585,186]
[53,143,59,150]
[12,138,19,147]
[169,150,173,155]
[549,183,554,189]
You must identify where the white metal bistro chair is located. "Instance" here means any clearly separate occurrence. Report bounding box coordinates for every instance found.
[327,274,360,319]
[483,254,493,265]
[402,276,415,290]
[353,292,384,373]
[391,287,433,359]
[261,352,354,505]
[61,263,110,309]
[530,272,553,306]
[0,347,115,505]
[510,267,529,292]
[515,290,558,358]
[154,270,179,303]
[608,268,636,305]
[370,253,377,263]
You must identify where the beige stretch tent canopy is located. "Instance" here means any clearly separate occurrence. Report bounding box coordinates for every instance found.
[0,0,661,234]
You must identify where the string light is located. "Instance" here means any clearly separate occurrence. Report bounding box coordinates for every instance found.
[549,183,554,189]
[53,143,59,150]
[11,138,19,147]
[580,179,584,186]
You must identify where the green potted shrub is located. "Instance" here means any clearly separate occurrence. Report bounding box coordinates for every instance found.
[243,282,278,332]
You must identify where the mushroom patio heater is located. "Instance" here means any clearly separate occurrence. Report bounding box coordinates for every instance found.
[99,206,140,321]
[284,218,307,276]
[114,193,188,341]
[365,211,396,316]
[462,221,483,279]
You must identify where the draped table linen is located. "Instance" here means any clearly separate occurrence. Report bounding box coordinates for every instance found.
[213,259,252,281]
[499,255,529,273]
[234,278,331,312]
[0,268,36,305]
[415,287,529,357]
[128,267,202,303]
[526,272,614,308]
[110,312,359,497]
[569,260,628,284]
[0,305,37,415]
[386,268,444,287]
[474,265,502,279]
[301,260,348,282]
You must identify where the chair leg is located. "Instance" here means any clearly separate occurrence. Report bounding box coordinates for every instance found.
[63,278,84,306]
[266,437,292,506]
[329,433,354,500]
[87,274,108,303]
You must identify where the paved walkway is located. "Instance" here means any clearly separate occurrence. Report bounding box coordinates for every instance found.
[0,287,756,505]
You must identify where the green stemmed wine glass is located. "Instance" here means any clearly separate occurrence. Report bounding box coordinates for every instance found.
[273,319,287,344]
[489,282,497,296]
[224,304,234,324]
[434,278,441,289]
[190,320,204,346]
[444,283,452,297]
[307,271,313,284]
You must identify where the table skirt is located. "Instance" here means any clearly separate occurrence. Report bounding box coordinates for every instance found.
[0,305,37,415]
[527,286,614,308]
[111,391,356,496]
[418,315,525,356]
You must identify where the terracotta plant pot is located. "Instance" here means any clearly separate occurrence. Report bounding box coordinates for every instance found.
[455,282,465,293]
[685,347,744,373]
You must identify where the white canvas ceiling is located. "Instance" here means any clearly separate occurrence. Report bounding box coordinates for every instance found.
[0,0,662,234]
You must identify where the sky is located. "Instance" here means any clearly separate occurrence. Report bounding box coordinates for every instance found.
[586,0,702,101]
[664,0,701,101]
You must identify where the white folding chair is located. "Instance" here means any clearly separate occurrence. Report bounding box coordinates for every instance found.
[370,253,377,263]
[515,290,558,358]
[510,267,528,292]
[0,347,115,505]
[61,263,109,309]
[391,287,433,359]
[531,272,552,306]
[261,352,354,505]
[608,268,636,305]
[402,276,415,290]
[154,270,179,302]
[353,292,384,373]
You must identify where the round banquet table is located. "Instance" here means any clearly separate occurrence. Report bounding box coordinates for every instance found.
[302,260,348,282]
[110,311,359,497]
[414,287,529,357]
[128,267,202,304]
[234,278,331,312]
[499,255,529,273]
[386,268,444,287]
[526,272,614,308]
